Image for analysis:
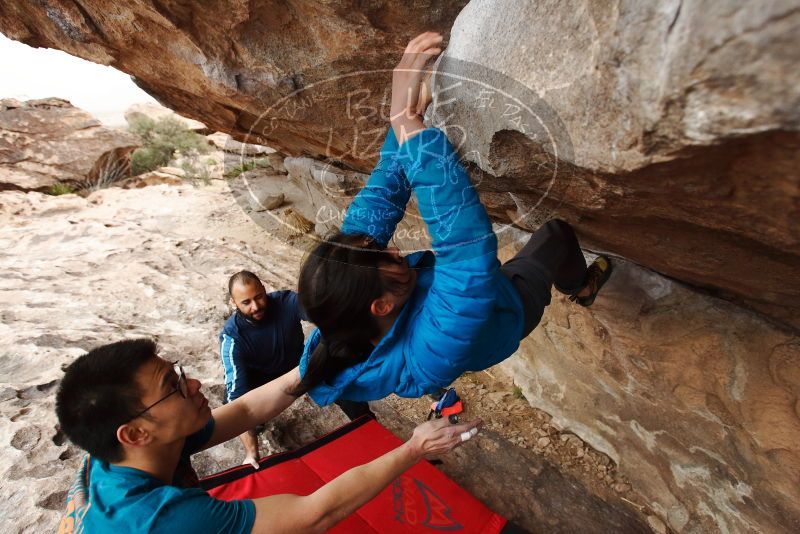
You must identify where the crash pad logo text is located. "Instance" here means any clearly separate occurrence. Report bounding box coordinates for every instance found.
[392,475,463,530]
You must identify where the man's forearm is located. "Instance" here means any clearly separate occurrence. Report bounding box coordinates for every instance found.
[207,368,301,449]
[250,416,480,533]
[237,367,300,427]
[252,440,421,533]
[308,440,418,529]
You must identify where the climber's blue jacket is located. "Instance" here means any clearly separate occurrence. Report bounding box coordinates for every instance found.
[299,127,525,404]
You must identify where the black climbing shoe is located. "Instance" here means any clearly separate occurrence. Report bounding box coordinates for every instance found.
[569,255,613,307]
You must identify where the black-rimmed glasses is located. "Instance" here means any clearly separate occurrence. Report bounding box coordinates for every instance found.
[125,362,187,423]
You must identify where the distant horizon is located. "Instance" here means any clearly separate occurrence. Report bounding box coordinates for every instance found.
[0,32,158,127]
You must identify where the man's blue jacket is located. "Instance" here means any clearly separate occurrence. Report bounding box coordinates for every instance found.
[299,127,525,404]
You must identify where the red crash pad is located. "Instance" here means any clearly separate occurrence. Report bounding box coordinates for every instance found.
[200,416,512,533]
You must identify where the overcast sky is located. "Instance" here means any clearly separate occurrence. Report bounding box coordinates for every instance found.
[0,32,157,126]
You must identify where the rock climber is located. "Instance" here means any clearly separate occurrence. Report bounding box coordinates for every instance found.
[291,32,613,405]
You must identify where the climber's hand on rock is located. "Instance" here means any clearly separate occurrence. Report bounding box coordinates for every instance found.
[390,31,442,119]
[390,32,442,143]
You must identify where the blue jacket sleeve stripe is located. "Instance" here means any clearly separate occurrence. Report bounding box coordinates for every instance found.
[220,334,244,402]
[341,128,411,247]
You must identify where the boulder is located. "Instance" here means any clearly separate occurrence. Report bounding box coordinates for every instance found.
[283,156,430,247]
[0,1,795,329]
[261,153,287,175]
[154,166,187,178]
[119,168,184,189]
[284,156,367,235]
[257,193,285,211]
[496,228,800,534]
[429,0,800,330]
[0,0,466,167]
[0,98,140,192]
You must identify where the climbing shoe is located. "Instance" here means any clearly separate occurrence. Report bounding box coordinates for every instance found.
[569,255,613,307]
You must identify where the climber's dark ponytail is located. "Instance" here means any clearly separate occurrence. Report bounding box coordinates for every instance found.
[291,232,408,397]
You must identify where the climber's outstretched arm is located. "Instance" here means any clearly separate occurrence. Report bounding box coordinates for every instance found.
[390,33,499,389]
[389,32,442,144]
[340,32,443,246]
[340,128,411,247]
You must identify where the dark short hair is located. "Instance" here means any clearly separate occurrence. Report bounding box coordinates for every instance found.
[55,339,158,462]
[228,270,262,296]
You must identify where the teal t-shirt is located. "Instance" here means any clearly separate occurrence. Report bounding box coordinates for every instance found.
[82,418,255,533]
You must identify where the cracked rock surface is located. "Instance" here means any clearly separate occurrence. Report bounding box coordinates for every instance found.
[1,0,797,328]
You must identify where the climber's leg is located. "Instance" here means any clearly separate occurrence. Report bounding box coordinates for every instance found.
[499,219,588,338]
[516,219,587,293]
[521,219,613,308]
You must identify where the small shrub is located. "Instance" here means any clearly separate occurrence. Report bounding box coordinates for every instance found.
[128,116,209,176]
[225,160,256,177]
[130,147,170,176]
[512,385,526,401]
[48,183,74,196]
[224,157,270,178]
[179,150,212,185]
[87,151,131,190]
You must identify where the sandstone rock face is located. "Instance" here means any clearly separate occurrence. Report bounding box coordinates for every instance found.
[1,0,795,329]
[496,229,800,534]
[429,0,800,330]
[0,98,140,192]
[0,0,466,167]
